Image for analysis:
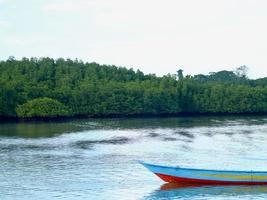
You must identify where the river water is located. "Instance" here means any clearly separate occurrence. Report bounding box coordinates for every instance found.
[1,116,267,200]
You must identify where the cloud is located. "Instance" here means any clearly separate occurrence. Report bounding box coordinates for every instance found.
[0,0,11,4]
[43,2,82,12]
[42,0,100,12]
[0,20,9,27]
[42,0,136,13]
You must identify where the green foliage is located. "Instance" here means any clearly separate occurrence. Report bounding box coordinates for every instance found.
[0,57,267,119]
[193,68,248,83]
[16,97,71,118]
[177,69,184,80]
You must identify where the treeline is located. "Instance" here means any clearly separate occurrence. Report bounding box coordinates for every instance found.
[1,57,267,119]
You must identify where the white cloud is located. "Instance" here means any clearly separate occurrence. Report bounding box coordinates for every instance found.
[43,2,82,12]
[0,0,9,5]
[42,0,101,12]
[0,20,9,27]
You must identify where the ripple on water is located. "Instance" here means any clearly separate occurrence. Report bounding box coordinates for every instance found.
[71,136,133,149]
[146,132,160,138]
[173,130,195,139]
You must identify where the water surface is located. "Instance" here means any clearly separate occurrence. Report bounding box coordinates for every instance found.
[1,116,267,199]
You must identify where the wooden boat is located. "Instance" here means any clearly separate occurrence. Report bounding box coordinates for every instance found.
[139,161,267,185]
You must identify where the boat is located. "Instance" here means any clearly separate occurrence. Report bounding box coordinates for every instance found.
[139,161,267,185]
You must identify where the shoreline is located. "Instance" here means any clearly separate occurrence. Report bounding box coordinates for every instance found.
[1,112,267,123]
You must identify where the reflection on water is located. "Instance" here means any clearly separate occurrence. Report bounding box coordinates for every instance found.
[72,136,133,150]
[144,183,267,200]
[1,115,267,138]
[173,131,195,139]
[0,121,82,138]
[1,116,267,199]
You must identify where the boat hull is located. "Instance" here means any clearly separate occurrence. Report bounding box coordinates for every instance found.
[140,161,267,185]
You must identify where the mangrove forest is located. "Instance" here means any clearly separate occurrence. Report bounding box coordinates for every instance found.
[1,57,267,119]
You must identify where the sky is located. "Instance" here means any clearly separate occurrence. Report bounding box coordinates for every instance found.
[1,0,267,78]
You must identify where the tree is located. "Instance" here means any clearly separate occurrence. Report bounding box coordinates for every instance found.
[235,65,249,79]
[7,56,15,61]
[16,97,71,118]
[177,69,184,80]
[0,57,266,119]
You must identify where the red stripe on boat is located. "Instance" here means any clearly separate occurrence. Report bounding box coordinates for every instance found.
[155,173,267,185]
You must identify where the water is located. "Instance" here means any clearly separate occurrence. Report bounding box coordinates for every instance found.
[1,116,267,199]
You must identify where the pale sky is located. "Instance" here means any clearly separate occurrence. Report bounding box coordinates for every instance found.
[1,0,267,78]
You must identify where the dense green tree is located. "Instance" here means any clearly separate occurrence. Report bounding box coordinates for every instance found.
[0,57,267,119]
[16,97,71,118]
